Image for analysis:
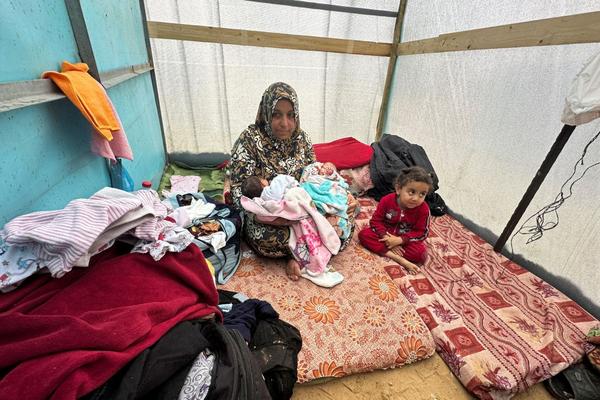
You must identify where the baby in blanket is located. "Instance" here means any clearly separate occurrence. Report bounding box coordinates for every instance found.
[299,162,352,241]
[241,173,344,288]
[242,162,351,238]
[241,174,298,202]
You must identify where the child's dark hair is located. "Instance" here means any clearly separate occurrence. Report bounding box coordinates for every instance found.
[241,176,265,198]
[394,166,433,192]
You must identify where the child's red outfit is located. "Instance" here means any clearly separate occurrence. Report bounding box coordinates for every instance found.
[359,192,430,263]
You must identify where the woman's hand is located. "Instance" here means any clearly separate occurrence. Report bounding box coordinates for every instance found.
[346,193,358,218]
[378,233,403,249]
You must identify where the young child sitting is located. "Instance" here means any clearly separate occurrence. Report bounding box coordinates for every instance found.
[358,166,432,274]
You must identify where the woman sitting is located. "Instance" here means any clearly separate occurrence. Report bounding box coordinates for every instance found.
[228,82,356,280]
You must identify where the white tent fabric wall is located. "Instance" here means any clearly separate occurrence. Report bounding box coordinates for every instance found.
[144,0,600,314]
[385,0,600,313]
[145,0,397,153]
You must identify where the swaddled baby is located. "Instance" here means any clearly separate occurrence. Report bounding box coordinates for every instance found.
[240,171,344,288]
[300,161,351,241]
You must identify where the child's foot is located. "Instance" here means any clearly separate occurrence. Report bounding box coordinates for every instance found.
[286,259,301,281]
[402,261,420,275]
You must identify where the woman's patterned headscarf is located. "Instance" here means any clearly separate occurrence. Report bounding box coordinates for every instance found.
[229,81,315,210]
[255,82,301,140]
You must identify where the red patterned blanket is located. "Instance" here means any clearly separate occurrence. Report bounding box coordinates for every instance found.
[354,199,597,399]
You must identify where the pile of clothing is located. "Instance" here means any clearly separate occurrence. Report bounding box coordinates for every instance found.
[0,188,301,400]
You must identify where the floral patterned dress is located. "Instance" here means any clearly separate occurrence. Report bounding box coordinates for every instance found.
[229,82,355,257]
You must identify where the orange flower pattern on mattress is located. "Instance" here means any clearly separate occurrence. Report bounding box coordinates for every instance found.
[220,201,435,382]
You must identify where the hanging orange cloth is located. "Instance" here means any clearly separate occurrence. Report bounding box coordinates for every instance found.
[42,61,119,141]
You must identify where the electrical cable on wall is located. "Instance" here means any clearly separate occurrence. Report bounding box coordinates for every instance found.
[508,127,600,257]
[497,51,600,283]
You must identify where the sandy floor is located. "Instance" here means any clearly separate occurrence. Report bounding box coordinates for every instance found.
[292,353,554,400]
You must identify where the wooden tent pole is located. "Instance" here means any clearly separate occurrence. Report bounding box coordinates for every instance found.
[494,124,576,252]
[65,0,100,81]
[375,0,407,142]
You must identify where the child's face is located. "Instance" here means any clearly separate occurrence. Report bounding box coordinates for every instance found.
[396,181,429,209]
[259,178,269,188]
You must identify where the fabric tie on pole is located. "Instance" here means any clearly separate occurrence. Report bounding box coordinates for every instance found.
[562,51,600,126]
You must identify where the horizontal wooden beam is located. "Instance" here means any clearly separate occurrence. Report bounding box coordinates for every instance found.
[101,63,153,88]
[0,63,153,113]
[397,11,600,55]
[147,21,392,56]
[0,80,64,113]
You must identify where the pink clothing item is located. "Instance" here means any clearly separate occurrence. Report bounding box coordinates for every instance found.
[90,81,133,161]
[0,188,179,279]
[289,218,332,275]
[241,187,341,274]
[170,175,201,193]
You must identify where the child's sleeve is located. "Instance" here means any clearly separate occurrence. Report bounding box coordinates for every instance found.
[369,197,389,237]
[401,205,431,243]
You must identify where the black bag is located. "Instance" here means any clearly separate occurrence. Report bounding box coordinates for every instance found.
[426,192,448,216]
[369,134,447,216]
[82,319,272,400]
[249,318,303,400]
[205,323,271,400]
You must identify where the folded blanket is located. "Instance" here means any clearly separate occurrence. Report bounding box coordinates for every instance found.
[313,137,373,169]
[0,244,220,400]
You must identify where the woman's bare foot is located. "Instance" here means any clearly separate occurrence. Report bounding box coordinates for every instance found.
[286,258,301,281]
[385,251,420,275]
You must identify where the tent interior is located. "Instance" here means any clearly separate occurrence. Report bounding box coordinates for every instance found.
[1,0,600,399]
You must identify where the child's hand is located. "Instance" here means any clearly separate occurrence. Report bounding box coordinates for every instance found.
[379,233,403,249]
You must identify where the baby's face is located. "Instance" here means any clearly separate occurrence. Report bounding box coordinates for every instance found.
[259,178,269,188]
[320,162,336,176]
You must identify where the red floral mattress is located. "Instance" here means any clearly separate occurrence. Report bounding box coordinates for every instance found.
[221,200,436,382]
[354,199,597,399]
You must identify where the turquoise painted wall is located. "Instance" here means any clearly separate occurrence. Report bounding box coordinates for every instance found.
[0,0,166,225]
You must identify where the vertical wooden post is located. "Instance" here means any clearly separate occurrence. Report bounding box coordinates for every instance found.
[64,0,100,81]
[139,0,169,161]
[375,0,407,142]
[494,124,576,252]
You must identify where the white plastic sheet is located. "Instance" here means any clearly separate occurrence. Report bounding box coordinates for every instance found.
[562,51,600,126]
[145,0,396,153]
[386,0,600,311]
